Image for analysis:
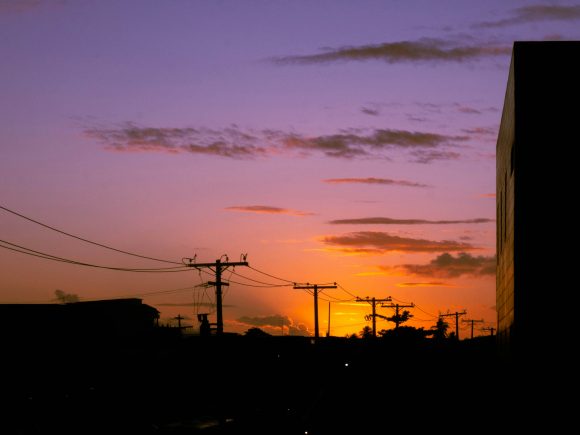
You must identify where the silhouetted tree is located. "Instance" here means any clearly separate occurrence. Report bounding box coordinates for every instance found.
[386,309,413,329]
[430,318,449,341]
[359,325,373,339]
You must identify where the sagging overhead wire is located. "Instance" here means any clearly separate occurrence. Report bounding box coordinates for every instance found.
[391,296,438,319]
[318,290,355,302]
[0,239,191,273]
[336,283,359,299]
[0,204,182,265]
[88,285,198,300]
[228,269,293,287]
[247,265,303,284]
[226,278,291,288]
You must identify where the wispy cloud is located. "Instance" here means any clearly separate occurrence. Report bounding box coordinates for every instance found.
[388,252,496,278]
[479,193,496,199]
[323,177,429,188]
[476,5,580,28]
[320,231,475,254]
[86,123,465,163]
[361,107,380,116]
[396,282,454,287]
[328,217,493,225]
[272,38,510,64]
[318,247,385,256]
[457,105,481,115]
[85,123,269,159]
[462,126,497,136]
[282,128,467,161]
[225,205,314,217]
[409,150,461,164]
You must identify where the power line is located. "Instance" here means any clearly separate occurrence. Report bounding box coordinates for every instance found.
[318,290,355,302]
[440,310,467,340]
[228,269,293,287]
[391,296,413,304]
[226,278,290,288]
[356,296,392,337]
[316,294,338,303]
[0,204,181,265]
[184,257,249,334]
[247,265,299,284]
[336,284,358,299]
[0,239,190,273]
[391,298,438,320]
[411,304,439,319]
[87,285,197,300]
[293,283,337,339]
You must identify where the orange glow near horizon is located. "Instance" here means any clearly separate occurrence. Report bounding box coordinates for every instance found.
[1,0,542,340]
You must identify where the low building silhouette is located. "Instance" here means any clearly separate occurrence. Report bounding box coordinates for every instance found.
[0,298,159,345]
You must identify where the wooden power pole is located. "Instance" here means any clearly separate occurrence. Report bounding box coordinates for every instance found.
[185,256,248,335]
[356,296,392,337]
[462,318,484,339]
[293,283,337,339]
[440,310,467,340]
[482,326,496,337]
[381,302,414,329]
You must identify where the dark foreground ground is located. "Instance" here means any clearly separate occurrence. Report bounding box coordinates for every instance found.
[0,333,568,433]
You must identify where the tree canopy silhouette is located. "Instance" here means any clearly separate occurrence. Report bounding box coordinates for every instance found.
[386,309,413,329]
[430,317,449,341]
[359,325,373,339]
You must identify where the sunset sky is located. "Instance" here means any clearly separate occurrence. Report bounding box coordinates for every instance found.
[2,0,579,337]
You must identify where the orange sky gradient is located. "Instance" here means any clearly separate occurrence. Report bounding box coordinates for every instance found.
[3,1,578,338]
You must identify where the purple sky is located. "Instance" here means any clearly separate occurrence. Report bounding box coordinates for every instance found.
[2,0,579,336]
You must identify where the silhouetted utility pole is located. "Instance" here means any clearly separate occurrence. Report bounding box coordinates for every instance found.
[185,255,248,335]
[357,296,392,337]
[482,326,496,337]
[174,314,184,329]
[293,283,337,339]
[326,302,331,337]
[440,310,467,340]
[381,302,414,329]
[462,318,484,339]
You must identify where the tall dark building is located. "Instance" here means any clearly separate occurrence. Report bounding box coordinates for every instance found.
[497,42,580,356]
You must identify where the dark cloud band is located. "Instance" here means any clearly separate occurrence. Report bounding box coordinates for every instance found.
[225,205,314,217]
[323,177,429,188]
[321,231,475,253]
[388,252,496,278]
[328,217,493,225]
[272,38,510,64]
[86,123,465,163]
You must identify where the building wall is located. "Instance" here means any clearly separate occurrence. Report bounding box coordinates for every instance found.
[496,55,515,348]
[497,41,580,355]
